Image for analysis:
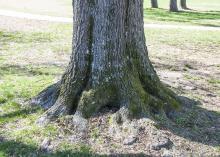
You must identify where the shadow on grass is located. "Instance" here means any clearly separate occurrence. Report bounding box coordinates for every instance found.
[0,138,148,157]
[0,106,41,124]
[0,64,63,76]
[144,8,220,26]
[0,31,54,43]
[0,107,38,119]
[0,97,219,155]
[0,64,219,153]
[152,61,220,146]
[199,23,220,27]
[157,96,220,147]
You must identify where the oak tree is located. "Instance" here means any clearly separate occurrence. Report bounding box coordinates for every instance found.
[32,0,180,124]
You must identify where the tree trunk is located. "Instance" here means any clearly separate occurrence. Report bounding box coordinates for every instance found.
[151,0,158,8]
[170,0,178,12]
[180,0,187,9]
[32,0,180,124]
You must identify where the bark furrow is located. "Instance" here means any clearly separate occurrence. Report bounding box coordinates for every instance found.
[32,0,180,124]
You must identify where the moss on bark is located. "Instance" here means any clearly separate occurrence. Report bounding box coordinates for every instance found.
[32,0,181,125]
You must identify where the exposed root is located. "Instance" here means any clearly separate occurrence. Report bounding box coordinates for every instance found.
[35,82,118,125]
[31,0,181,127]
[112,106,130,124]
[57,111,89,133]
[34,71,181,126]
[36,98,68,125]
[30,81,61,109]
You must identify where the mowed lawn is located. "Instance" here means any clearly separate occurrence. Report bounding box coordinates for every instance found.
[0,0,219,15]
[0,0,220,156]
[143,0,220,11]
[0,14,220,156]
[143,0,220,26]
[0,0,72,17]
[0,0,220,27]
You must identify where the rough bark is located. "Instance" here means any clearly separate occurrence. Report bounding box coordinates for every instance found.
[170,0,178,12]
[151,0,158,8]
[32,0,180,124]
[180,0,188,9]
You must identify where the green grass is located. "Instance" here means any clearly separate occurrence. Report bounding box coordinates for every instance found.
[144,0,220,11]
[144,9,220,26]
[0,0,219,27]
[145,28,220,46]
[0,31,55,43]
[0,24,95,156]
[1,0,219,17]
[0,69,93,156]
[0,0,72,17]
[0,21,220,156]
[208,78,220,85]
[0,140,93,157]
[143,0,220,26]
[0,0,219,154]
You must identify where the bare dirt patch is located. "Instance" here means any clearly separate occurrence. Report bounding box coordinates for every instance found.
[0,18,220,156]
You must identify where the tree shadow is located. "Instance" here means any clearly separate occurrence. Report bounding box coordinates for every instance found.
[0,107,35,119]
[1,95,219,155]
[0,31,53,44]
[151,61,220,147]
[198,23,220,27]
[0,64,63,77]
[144,8,220,27]
[1,63,219,153]
[0,137,149,157]
[1,97,219,156]
[0,106,41,124]
[155,95,220,147]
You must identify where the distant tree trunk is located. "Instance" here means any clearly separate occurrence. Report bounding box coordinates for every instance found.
[151,0,158,8]
[32,0,180,124]
[180,0,187,9]
[170,0,178,12]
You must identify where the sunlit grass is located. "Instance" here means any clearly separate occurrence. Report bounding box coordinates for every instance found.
[144,8,220,26]
[143,0,220,11]
[0,18,220,156]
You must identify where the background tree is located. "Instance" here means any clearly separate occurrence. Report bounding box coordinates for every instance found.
[170,0,178,12]
[180,0,188,9]
[151,0,158,8]
[32,0,180,124]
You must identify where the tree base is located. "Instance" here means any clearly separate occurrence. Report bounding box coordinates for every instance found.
[31,76,181,126]
[31,0,181,126]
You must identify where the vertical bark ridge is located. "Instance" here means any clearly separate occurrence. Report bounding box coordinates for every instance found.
[83,15,94,92]
[37,1,96,120]
[75,0,128,117]
[34,0,181,123]
[122,0,180,115]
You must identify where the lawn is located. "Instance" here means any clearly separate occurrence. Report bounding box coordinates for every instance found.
[0,0,219,27]
[0,15,220,156]
[0,0,72,17]
[143,9,220,26]
[144,0,220,11]
[0,0,220,156]
[143,0,220,26]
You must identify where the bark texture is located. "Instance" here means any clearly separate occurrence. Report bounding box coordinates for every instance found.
[151,0,158,8]
[180,0,188,9]
[170,0,178,12]
[32,0,180,123]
